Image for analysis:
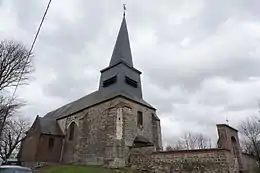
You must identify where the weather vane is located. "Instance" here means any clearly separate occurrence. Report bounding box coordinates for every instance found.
[123,4,126,16]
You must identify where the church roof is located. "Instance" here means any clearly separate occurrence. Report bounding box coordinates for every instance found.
[109,16,133,67]
[38,117,64,136]
[44,90,155,119]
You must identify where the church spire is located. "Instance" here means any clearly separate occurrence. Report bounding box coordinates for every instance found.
[99,10,143,99]
[109,12,133,67]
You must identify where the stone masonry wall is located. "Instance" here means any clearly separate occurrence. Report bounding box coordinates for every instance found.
[129,149,233,173]
[102,97,162,168]
[120,98,162,150]
[217,124,244,171]
[109,97,163,167]
[152,116,162,151]
[57,96,163,168]
[130,146,156,155]
[60,98,121,165]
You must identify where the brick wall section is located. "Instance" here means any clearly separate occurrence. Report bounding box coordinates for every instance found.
[20,117,41,162]
[20,132,40,162]
[20,118,63,167]
[129,149,233,173]
[35,134,63,162]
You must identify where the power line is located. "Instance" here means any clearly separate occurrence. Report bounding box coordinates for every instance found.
[10,0,52,101]
[0,0,52,138]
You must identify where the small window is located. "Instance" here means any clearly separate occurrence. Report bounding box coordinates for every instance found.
[125,76,138,88]
[103,76,117,87]
[137,111,143,126]
[48,137,54,149]
[69,122,75,141]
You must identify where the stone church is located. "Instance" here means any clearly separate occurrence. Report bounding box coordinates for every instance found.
[19,15,163,167]
[19,15,257,172]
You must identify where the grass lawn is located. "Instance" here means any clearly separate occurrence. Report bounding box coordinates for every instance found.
[37,165,137,173]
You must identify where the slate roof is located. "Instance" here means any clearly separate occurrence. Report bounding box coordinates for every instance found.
[44,90,155,119]
[38,117,64,136]
[109,16,133,67]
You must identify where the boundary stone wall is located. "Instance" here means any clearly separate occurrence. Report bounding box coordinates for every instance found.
[129,148,233,173]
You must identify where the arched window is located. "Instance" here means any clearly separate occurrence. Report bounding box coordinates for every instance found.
[68,122,75,141]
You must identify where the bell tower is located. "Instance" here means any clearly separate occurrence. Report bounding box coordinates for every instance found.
[98,15,143,99]
[217,124,244,172]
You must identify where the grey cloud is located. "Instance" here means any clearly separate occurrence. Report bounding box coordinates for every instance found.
[143,77,190,114]
[11,0,47,31]
[2,0,260,142]
[196,77,260,111]
[135,0,260,91]
[150,76,260,144]
[43,70,99,100]
[161,115,219,147]
[141,34,260,91]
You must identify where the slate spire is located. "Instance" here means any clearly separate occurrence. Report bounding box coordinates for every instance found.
[99,12,143,100]
[109,15,133,67]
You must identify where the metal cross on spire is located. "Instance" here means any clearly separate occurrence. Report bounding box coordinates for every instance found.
[226,115,229,125]
[123,4,126,16]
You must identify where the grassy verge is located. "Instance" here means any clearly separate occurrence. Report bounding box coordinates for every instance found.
[36,164,137,173]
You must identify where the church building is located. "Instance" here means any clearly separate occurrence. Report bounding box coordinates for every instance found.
[19,15,163,168]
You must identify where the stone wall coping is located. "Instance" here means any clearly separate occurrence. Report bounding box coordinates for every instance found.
[216,124,238,132]
[151,148,230,155]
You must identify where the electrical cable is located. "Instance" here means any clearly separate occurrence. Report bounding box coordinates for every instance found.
[10,0,52,101]
[0,0,52,138]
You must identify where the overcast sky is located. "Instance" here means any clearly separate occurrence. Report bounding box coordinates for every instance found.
[1,0,260,146]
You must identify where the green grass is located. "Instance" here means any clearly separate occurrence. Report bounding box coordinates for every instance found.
[37,165,137,173]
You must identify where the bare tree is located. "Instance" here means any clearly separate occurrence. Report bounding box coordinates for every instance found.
[0,97,24,139]
[0,40,33,91]
[196,133,212,149]
[0,39,33,138]
[0,117,29,161]
[239,116,260,162]
[168,132,212,150]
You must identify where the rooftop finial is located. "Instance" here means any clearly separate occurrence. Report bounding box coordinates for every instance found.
[123,4,126,17]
